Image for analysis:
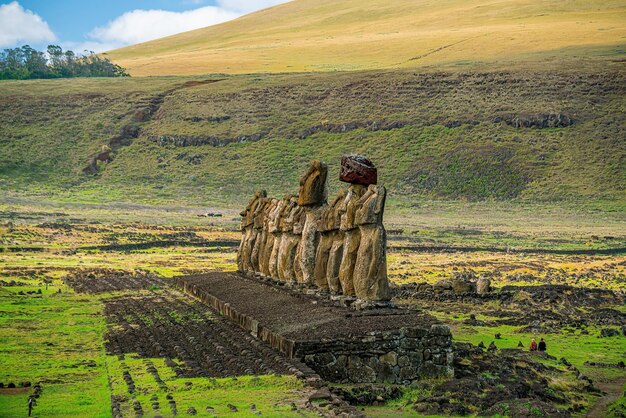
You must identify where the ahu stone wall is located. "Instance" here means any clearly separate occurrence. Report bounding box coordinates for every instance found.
[237,155,391,302]
[296,325,454,384]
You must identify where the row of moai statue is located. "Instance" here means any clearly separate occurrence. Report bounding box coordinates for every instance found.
[237,155,391,301]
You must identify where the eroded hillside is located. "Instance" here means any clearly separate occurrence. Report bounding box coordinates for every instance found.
[0,68,625,205]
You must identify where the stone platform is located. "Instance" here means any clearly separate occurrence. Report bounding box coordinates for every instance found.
[174,272,453,384]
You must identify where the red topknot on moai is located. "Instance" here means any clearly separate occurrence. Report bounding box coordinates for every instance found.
[339,154,377,185]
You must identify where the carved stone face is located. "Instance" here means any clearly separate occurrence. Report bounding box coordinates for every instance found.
[339,184,366,231]
[253,197,270,229]
[269,198,285,233]
[279,196,298,232]
[291,204,305,235]
[264,198,279,229]
[329,190,346,230]
[355,184,386,225]
[241,190,267,229]
[298,160,328,207]
[318,189,346,232]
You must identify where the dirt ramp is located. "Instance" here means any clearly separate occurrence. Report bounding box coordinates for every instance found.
[63,269,167,293]
[104,292,312,379]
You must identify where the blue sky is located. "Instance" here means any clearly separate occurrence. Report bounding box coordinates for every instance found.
[0,0,287,52]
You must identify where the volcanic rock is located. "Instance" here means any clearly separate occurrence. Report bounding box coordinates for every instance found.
[451,278,474,294]
[309,388,332,401]
[340,154,377,185]
[476,277,491,294]
[600,328,620,337]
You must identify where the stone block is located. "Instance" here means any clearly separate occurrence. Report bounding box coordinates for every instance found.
[418,361,441,378]
[399,366,418,380]
[348,364,376,383]
[340,154,377,185]
[404,328,428,338]
[379,351,398,366]
[438,335,452,346]
[476,277,491,294]
[398,355,410,368]
[430,324,451,336]
[315,352,336,366]
[408,351,424,364]
[376,363,398,384]
[401,338,419,350]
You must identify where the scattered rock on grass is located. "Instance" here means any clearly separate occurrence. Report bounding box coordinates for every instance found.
[309,388,332,401]
[600,328,620,337]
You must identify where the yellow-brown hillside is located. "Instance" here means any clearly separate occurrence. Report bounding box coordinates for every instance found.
[105,0,626,76]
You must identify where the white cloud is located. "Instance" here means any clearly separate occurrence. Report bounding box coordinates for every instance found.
[216,0,287,13]
[61,40,125,55]
[88,1,289,50]
[0,1,56,48]
[88,6,240,46]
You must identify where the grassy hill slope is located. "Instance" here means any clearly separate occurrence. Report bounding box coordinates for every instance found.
[105,0,626,76]
[1,67,624,207]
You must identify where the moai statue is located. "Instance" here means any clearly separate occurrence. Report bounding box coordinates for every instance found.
[295,161,328,287]
[268,196,290,279]
[314,190,346,291]
[326,192,347,294]
[353,184,391,301]
[277,196,302,283]
[250,197,270,273]
[236,155,390,302]
[237,190,267,273]
[337,155,378,297]
[259,198,279,277]
[338,184,367,295]
[292,201,305,283]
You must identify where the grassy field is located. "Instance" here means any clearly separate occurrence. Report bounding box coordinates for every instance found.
[104,0,626,76]
[2,198,625,285]
[0,284,313,417]
[0,283,111,417]
[1,200,624,416]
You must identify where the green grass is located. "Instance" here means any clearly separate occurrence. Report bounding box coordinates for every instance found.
[107,356,309,417]
[1,68,625,208]
[0,278,315,417]
[451,324,626,378]
[363,385,435,417]
[0,201,624,416]
[0,285,111,417]
[609,385,626,417]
